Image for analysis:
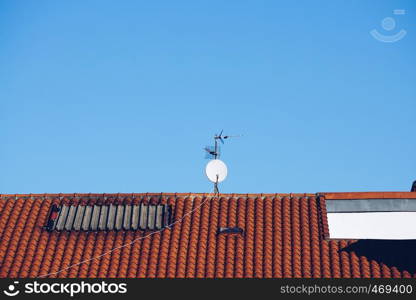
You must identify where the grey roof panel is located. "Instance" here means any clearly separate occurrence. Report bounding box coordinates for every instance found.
[115,205,124,230]
[90,205,101,230]
[155,205,164,229]
[73,205,85,231]
[64,206,77,231]
[123,205,132,230]
[98,205,109,230]
[55,205,69,231]
[147,205,156,230]
[326,198,416,213]
[107,204,116,230]
[139,203,148,230]
[81,206,93,231]
[131,205,140,230]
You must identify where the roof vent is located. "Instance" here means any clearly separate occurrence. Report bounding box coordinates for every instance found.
[45,203,172,231]
[217,227,244,235]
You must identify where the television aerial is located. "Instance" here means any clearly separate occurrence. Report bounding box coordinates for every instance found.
[204,130,241,193]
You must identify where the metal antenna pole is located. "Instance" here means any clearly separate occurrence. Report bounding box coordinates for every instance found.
[214,175,219,194]
[213,136,218,192]
[214,138,218,159]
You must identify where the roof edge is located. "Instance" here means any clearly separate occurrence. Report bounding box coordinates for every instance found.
[321,192,416,200]
[0,192,317,198]
[1,191,416,199]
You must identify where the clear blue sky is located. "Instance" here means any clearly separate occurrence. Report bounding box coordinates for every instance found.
[1,0,415,194]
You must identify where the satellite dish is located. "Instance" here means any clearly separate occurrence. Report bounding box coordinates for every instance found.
[205,159,228,183]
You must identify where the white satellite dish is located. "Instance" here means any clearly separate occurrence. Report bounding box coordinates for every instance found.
[205,159,228,183]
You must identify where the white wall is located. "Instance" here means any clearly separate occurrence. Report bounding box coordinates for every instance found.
[327,212,416,240]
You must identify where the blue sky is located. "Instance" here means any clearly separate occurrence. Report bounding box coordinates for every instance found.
[1,0,415,194]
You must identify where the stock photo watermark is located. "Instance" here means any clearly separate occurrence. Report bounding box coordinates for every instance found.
[2,281,127,298]
[3,281,20,297]
[370,9,407,43]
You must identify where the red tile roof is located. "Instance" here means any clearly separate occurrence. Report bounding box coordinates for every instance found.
[0,192,415,278]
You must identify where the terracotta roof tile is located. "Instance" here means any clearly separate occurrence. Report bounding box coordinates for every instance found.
[0,192,415,278]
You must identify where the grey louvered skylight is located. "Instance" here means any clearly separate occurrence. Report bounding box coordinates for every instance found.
[46,203,172,231]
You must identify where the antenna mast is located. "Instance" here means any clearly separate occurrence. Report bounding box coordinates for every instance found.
[204,130,241,194]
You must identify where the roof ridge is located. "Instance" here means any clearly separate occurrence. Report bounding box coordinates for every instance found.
[1,191,416,199]
[0,192,317,197]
